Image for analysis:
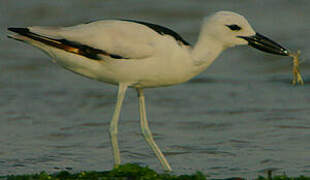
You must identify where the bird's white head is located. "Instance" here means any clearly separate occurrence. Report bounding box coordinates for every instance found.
[202,11,255,48]
[198,11,288,56]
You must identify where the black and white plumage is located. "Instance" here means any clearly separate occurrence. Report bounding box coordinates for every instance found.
[8,11,288,171]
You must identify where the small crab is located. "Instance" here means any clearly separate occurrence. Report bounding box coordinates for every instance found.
[289,50,304,85]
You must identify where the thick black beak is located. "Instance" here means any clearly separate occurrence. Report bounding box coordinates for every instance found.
[239,33,289,56]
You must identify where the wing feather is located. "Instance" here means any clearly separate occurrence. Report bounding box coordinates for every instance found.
[8,27,124,60]
[28,20,159,60]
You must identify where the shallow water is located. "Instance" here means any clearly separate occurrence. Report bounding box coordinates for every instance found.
[1,0,310,179]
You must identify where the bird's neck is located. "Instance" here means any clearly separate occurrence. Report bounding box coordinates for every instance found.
[191,32,226,73]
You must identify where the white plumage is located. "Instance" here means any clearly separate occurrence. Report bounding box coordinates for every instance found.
[8,11,288,171]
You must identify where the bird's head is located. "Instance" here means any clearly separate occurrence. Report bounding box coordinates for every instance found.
[202,11,289,56]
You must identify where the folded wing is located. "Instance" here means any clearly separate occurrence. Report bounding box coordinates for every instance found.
[9,20,163,60]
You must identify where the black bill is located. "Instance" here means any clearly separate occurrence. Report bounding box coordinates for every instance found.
[239,33,289,56]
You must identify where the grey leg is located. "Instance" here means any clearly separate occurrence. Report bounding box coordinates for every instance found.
[136,88,172,171]
[109,83,128,168]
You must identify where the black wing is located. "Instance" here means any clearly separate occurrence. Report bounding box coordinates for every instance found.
[122,20,191,46]
[8,27,128,60]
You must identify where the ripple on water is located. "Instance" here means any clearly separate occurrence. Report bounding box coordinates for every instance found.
[267,76,310,86]
[263,108,309,122]
[228,139,254,149]
[276,125,310,129]
[44,132,73,141]
[168,145,235,157]
[177,121,232,131]
[198,108,265,115]
[189,77,243,85]
[78,122,109,127]
[258,167,281,174]
[260,159,283,165]
[51,144,82,149]
[122,150,153,159]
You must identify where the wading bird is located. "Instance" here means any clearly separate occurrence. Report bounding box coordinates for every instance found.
[8,11,288,171]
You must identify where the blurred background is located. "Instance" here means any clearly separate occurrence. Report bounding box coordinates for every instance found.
[0,0,310,179]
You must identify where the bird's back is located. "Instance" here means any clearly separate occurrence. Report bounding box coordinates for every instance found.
[28,20,164,59]
[8,19,194,87]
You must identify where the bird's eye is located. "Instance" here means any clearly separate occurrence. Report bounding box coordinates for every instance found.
[226,24,242,31]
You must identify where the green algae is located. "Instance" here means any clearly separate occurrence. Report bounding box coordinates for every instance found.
[0,163,309,180]
[257,175,310,180]
[0,164,205,180]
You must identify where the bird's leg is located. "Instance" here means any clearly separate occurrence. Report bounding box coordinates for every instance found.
[109,83,128,168]
[136,88,172,171]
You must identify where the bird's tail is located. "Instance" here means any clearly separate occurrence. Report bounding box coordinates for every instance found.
[7,27,105,60]
[8,27,62,44]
